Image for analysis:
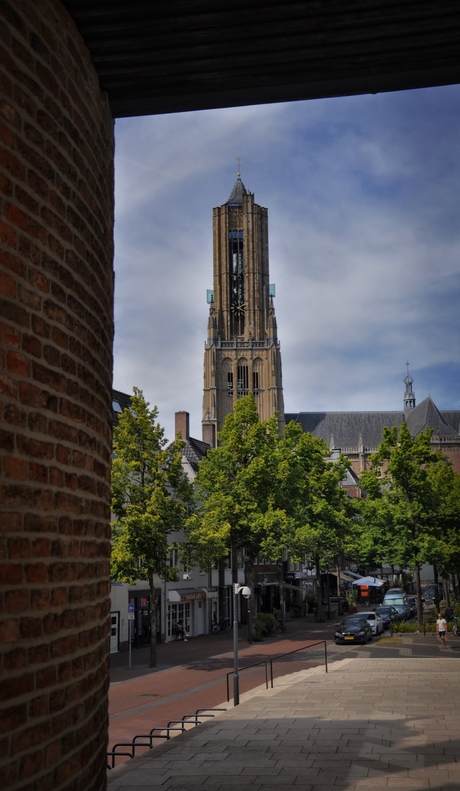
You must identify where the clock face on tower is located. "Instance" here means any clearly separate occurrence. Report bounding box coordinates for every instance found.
[231,301,245,318]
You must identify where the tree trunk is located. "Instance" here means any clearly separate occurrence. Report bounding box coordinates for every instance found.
[277,561,286,631]
[314,555,322,619]
[218,557,226,623]
[415,562,423,629]
[443,577,450,608]
[244,558,255,641]
[149,573,157,668]
[433,566,441,610]
[337,561,343,617]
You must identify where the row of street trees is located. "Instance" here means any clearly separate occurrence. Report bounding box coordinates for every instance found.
[111,390,460,665]
[356,423,460,626]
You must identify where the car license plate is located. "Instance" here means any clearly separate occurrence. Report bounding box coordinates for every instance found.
[345,636,354,640]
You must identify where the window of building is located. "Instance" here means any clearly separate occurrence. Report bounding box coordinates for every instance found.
[168,548,179,567]
[237,364,248,397]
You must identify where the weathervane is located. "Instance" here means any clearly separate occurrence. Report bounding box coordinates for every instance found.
[236,157,241,176]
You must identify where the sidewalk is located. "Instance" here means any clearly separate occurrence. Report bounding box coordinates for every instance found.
[109,614,329,683]
[108,653,460,790]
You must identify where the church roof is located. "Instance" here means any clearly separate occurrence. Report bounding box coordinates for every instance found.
[227,176,249,205]
[285,401,460,451]
[406,396,459,438]
[285,411,403,450]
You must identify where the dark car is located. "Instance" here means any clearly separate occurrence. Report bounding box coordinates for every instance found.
[407,596,417,618]
[334,617,373,645]
[375,605,401,630]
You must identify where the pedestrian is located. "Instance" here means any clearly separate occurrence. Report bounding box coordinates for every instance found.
[436,612,448,648]
[176,621,187,641]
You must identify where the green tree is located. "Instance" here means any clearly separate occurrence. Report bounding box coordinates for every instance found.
[424,460,460,600]
[358,422,448,625]
[186,396,278,635]
[111,388,193,667]
[290,438,354,616]
[187,395,353,631]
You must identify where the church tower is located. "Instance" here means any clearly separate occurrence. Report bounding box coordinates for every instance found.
[202,172,284,446]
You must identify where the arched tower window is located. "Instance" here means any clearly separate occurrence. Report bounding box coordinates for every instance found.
[237,358,248,398]
[252,358,262,397]
[222,357,233,396]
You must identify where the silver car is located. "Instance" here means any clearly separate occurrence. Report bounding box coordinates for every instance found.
[353,611,385,635]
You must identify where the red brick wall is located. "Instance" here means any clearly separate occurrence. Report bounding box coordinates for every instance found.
[0,2,114,789]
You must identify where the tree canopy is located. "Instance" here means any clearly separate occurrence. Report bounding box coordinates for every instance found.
[111,387,193,666]
[186,395,353,628]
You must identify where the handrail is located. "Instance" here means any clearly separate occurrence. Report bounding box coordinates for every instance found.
[227,640,328,703]
[269,640,328,688]
[225,640,328,703]
[107,707,227,769]
[226,659,269,702]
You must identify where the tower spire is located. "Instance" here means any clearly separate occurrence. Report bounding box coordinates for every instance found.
[403,362,416,413]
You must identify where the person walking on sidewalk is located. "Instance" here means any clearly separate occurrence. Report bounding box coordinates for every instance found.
[436,613,448,648]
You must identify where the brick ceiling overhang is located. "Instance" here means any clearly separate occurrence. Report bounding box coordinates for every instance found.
[62,1,460,119]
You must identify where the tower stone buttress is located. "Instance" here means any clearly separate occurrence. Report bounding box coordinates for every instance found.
[202,175,284,446]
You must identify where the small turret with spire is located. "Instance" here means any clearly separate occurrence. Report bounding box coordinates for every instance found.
[403,362,416,413]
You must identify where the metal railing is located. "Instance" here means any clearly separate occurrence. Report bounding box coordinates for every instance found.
[226,640,327,702]
[107,707,227,769]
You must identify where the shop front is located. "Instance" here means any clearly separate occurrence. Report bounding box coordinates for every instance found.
[167,588,211,640]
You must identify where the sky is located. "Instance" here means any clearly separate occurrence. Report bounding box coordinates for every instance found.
[113,84,460,443]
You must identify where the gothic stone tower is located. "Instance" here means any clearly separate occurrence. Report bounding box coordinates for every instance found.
[202,175,284,446]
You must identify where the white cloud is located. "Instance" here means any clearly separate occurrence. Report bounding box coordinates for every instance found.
[113,85,460,441]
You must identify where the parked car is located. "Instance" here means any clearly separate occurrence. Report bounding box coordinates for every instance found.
[382,593,411,620]
[353,611,385,635]
[407,596,417,618]
[334,617,373,645]
[386,587,404,595]
[423,585,443,601]
[375,605,401,629]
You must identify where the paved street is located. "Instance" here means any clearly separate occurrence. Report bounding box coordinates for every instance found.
[108,614,460,789]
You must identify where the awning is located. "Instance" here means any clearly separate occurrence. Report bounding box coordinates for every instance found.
[259,581,307,593]
[168,587,208,602]
[329,570,358,583]
[283,582,305,592]
[352,576,385,587]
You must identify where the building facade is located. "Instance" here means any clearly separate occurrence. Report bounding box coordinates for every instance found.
[202,175,284,446]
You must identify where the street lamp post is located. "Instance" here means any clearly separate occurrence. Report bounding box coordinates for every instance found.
[233,583,251,706]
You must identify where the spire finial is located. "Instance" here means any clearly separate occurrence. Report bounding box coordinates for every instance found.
[236,157,241,177]
[403,362,415,412]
